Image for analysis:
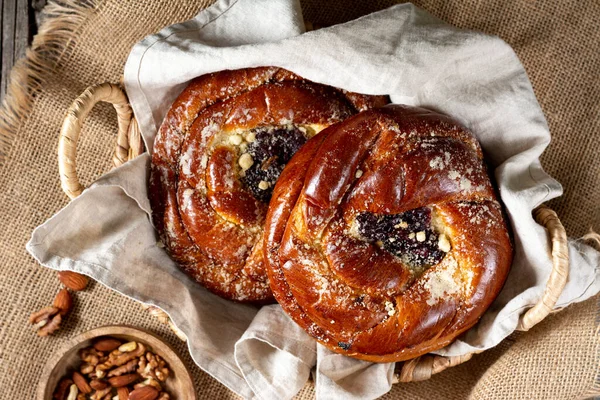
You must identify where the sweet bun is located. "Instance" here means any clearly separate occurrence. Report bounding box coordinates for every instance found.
[150,67,388,302]
[264,104,512,361]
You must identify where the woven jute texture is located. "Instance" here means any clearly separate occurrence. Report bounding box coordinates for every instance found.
[0,0,598,399]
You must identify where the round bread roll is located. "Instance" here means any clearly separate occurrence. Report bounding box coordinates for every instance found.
[264,104,513,361]
[149,67,387,303]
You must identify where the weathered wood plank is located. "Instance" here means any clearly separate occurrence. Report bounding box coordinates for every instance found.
[14,0,29,60]
[1,0,31,104]
[1,0,17,101]
[0,0,3,72]
[0,0,3,89]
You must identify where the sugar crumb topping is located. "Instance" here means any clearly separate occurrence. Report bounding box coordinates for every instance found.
[429,156,444,170]
[181,188,194,213]
[448,170,460,180]
[179,146,195,177]
[422,256,460,306]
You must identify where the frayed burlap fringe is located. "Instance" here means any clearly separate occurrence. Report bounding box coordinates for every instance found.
[0,0,98,167]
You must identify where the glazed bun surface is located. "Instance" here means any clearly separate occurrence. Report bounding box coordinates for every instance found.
[150,67,387,303]
[264,104,512,361]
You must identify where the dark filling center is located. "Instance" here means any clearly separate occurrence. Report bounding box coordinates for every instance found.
[356,207,445,267]
[241,126,307,203]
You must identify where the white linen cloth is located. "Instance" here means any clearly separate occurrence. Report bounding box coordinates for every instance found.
[27,0,600,399]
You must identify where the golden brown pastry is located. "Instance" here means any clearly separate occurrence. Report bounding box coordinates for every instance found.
[149,67,387,303]
[264,104,513,361]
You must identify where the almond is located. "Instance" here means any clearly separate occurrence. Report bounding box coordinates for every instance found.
[93,337,123,352]
[129,386,159,400]
[58,271,89,291]
[116,386,130,400]
[108,373,140,387]
[53,289,73,316]
[72,371,92,394]
[89,378,108,391]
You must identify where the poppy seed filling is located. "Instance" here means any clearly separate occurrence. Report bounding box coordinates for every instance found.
[240,126,307,202]
[356,207,447,267]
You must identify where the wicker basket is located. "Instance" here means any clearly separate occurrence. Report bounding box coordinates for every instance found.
[57,82,570,383]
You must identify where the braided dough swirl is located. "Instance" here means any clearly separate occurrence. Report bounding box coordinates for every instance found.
[264,105,513,361]
[150,67,387,302]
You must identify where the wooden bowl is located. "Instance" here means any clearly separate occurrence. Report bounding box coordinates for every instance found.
[36,325,196,399]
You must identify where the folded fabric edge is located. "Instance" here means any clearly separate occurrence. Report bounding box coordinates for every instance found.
[87,155,152,213]
[123,0,240,153]
[314,345,395,400]
[234,332,315,400]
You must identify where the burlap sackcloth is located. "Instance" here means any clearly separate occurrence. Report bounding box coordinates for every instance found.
[0,0,598,399]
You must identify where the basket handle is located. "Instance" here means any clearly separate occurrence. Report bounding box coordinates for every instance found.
[516,205,569,330]
[57,83,187,339]
[58,83,143,199]
[395,204,570,382]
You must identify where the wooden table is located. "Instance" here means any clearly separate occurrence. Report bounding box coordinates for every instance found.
[0,0,44,103]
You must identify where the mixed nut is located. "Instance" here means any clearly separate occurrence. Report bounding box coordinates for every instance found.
[29,271,90,336]
[29,288,73,336]
[53,337,172,400]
